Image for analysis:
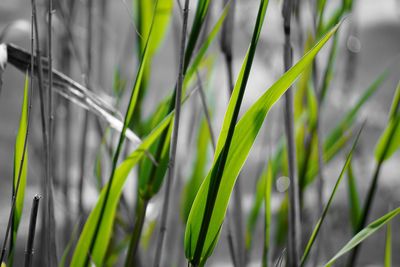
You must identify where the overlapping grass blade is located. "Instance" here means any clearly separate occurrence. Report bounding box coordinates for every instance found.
[71,3,159,264]
[323,207,400,267]
[185,20,340,265]
[300,124,364,266]
[9,74,29,265]
[70,113,173,266]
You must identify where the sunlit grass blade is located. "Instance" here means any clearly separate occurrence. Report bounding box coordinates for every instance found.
[9,73,29,265]
[347,161,361,232]
[384,220,392,267]
[323,207,400,267]
[300,123,364,266]
[70,113,173,266]
[185,21,340,265]
[185,0,270,264]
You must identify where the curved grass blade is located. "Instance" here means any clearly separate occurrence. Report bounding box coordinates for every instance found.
[185,21,340,264]
[9,74,29,265]
[70,113,173,266]
[323,207,400,267]
[5,43,142,146]
[300,123,364,266]
[185,0,271,263]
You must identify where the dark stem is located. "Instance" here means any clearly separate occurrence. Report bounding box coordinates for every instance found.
[153,1,190,266]
[46,0,58,265]
[282,0,301,266]
[24,195,41,267]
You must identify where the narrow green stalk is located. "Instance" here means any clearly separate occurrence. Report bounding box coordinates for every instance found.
[282,0,301,265]
[24,195,41,267]
[153,1,191,266]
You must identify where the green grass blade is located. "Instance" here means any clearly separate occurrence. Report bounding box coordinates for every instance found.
[324,207,400,267]
[70,113,173,266]
[374,81,400,161]
[185,0,270,263]
[185,21,340,264]
[384,221,392,267]
[183,0,211,71]
[300,124,364,266]
[263,160,273,267]
[9,74,29,264]
[347,161,361,232]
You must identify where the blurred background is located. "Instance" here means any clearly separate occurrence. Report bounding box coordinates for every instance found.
[0,0,400,266]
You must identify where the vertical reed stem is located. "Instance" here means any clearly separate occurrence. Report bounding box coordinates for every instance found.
[24,195,41,267]
[153,1,190,266]
[282,0,301,266]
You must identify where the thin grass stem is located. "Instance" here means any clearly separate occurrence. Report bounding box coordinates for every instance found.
[282,0,301,265]
[153,1,190,266]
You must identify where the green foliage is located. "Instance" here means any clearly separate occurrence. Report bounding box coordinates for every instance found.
[9,74,29,265]
[185,18,339,264]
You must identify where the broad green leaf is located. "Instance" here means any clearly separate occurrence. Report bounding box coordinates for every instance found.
[185,0,271,263]
[375,82,400,161]
[135,0,173,56]
[70,113,173,267]
[324,207,400,267]
[347,161,361,232]
[185,22,340,263]
[384,221,392,267]
[10,74,29,263]
[301,125,363,266]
